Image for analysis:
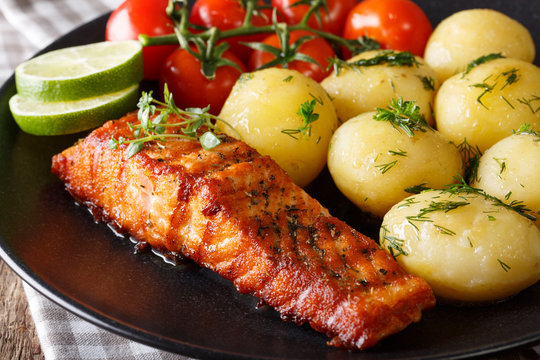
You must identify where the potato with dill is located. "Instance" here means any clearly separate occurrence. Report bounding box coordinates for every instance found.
[424,9,535,83]
[435,57,540,153]
[472,125,540,228]
[321,50,438,124]
[380,187,540,304]
[217,68,338,187]
[327,98,462,218]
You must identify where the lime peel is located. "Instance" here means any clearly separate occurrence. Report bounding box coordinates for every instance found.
[15,41,143,102]
[10,84,139,136]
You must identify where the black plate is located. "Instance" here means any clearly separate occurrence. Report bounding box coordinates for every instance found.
[1,1,540,359]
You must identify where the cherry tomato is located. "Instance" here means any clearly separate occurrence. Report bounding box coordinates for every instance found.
[189,0,273,62]
[106,0,178,80]
[248,30,335,82]
[343,0,432,57]
[159,48,246,115]
[272,0,358,36]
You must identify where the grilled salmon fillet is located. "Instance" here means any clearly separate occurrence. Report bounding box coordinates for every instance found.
[51,113,435,350]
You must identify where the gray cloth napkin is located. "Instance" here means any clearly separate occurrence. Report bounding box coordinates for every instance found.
[23,283,188,360]
[0,0,189,358]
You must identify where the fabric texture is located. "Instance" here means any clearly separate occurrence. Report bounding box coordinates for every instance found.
[23,283,189,360]
[2,1,540,359]
[0,1,188,358]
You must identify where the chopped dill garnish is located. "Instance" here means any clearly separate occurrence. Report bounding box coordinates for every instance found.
[374,97,431,137]
[498,259,511,272]
[517,96,540,114]
[462,53,504,77]
[443,177,536,221]
[417,75,435,91]
[375,160,398,174]
[281,94,322,139]
[455,138,482,184]
[404,183,431,194]
[493,157,507,176]
[329,50,419,75]
[380,225,408,259]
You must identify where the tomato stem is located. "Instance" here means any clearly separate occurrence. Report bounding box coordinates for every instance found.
[138,0,380,67]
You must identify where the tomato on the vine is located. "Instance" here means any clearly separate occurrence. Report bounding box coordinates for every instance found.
[189,0,273,62]
[106,0,178,80]
[343,0,432,57]
[248,30,335,82]
[159,48,246,115]
[272,0,358,36]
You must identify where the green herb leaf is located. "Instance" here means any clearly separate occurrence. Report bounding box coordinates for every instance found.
[374,97,431,137]
[462,53,505,77]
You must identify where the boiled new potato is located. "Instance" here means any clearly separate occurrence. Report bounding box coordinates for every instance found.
[435,58,540,152]
[217,68,338,187]
[381,190,540,303]
[321,50,438,124]
[472,129,540,228]
[424,9,535,83]
[327,109,462,218]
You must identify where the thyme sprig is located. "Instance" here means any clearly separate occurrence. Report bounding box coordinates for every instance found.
[108,86,237,157]
[374,97,431,137]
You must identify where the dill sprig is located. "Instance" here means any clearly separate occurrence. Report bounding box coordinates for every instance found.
[281,94,322,139]
[329,50,419,75]
[380,225,408,259]
[108,85,238,157]
[374,97,431,137]
[462,53,504,78]
[455,138,483,183]
[443,177,536,221]
[513,123,539,136]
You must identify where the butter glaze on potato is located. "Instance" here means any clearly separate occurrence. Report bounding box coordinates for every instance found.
[424,9,535,83]
[381,190,540,304]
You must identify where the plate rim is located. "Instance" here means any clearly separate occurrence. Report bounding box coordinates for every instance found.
[0,9,539,360]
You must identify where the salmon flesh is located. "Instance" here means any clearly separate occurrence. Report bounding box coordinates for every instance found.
[51,113,435,350]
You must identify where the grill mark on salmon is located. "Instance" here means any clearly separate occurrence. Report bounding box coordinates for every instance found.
[52,113,435,350]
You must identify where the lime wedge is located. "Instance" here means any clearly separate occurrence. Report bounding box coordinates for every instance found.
[15,41,143,102]
[10,84,139,135]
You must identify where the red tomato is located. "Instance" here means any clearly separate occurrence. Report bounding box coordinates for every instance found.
[189,0,273,62]
[343,0,432,57]
[159,48,246,115]
[248,30,335,82]
[106,0,178,80]
[272,0,358,36]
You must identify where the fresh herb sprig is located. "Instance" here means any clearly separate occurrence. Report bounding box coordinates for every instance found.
[461,53,505,78]
[374,97,431,137]
[281,94,322,139]
[455,138,482,183]
[108,86,238,157]
[329,50,419,75]
[443,176,536,221]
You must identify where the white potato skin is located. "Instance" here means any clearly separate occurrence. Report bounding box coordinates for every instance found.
[327,111,462,218]
[435,58,540,152]
[424,9,535,83]
[321,50,438,124]
[217,68,338,187]
[381,190,540,303]
[472,132,540,228]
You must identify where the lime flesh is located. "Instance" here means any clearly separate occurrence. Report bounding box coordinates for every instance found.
[15,41,143,102]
